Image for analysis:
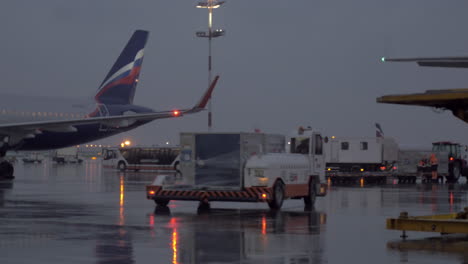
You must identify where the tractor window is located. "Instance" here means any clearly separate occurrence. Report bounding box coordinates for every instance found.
[295,138,310,154]
[314,135,323,155]
[290,138,296,153]
[341,142,349,150]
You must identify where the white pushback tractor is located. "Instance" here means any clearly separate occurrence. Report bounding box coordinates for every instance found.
[146,128,327,210]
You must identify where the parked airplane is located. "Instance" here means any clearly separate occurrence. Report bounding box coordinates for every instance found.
[377,56,468,123]
[0,30,219,179]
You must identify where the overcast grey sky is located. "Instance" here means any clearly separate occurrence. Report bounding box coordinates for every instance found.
[2,0,468,147]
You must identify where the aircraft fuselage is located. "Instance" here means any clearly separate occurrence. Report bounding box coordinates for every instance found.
[0,94,154,150]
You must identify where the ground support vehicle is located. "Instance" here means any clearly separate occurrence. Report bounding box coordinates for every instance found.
[394,149,449,184]
[21,152,45,163]
[387,208,468,238]
[102,146,180,172]
[52,147,83,164]
[324,136,398,184]
[432,142,468,182]
[147,130,327,210]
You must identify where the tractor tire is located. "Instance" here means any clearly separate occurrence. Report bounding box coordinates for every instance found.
[304,179,317,207]
[268,181,285,210]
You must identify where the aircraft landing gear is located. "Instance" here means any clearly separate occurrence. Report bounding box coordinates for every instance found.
[0,149,14,180]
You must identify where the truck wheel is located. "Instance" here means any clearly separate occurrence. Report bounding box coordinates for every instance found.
[154,199,170,207]
[268,181,285,210]
[449,162,461,182]
[118,161,126,172]
[304,180,316,207]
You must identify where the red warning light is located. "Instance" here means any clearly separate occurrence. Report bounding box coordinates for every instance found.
[173,110,180,116]
[450,157,454,161]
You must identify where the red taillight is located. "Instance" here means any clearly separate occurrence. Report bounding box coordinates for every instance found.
[450,157,454,161]
[173,110,180,116]
[380,166,386,171]
[393,166,397,170]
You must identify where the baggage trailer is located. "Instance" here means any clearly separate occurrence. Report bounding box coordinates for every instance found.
[394,149,449,183]
[147,130,327,210]
[324,136,398,184]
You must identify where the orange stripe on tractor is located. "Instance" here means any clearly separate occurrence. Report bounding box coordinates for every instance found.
[147,185,275,202]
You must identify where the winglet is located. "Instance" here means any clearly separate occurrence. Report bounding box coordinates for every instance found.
[193,75,220,110]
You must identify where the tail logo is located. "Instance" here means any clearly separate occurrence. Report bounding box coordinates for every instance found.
[95,49,144,103]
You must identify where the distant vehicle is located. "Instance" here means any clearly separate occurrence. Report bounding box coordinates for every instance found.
[102,146,180,172]
[52,147,83,164]
[394,148,449,183]
[147,129,327,210]
[431,141,468,182]
[0,30,219,180]
[324,136,399,180]
[22,152,45,164]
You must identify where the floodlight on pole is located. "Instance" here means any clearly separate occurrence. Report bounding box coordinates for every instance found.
[195,0,226,131]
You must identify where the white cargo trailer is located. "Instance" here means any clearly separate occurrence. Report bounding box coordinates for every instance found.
[324,136,399,183]
[53,147,83,164]
[147,130,327,210]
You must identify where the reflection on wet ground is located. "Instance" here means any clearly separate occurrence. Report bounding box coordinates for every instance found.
[0,161,467,263]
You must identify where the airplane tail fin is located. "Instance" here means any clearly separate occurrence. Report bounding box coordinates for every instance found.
[95,30,149,105]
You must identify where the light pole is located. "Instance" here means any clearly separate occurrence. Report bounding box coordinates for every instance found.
[196,0,225,131]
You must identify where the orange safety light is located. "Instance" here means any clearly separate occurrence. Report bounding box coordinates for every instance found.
[261,193,267,199]
[380,166,386,171]
[148,190,155,195]
[173,110,180,116]
[450,157,454,161]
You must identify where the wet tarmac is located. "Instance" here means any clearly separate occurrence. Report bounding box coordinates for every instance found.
[1,160,468,263]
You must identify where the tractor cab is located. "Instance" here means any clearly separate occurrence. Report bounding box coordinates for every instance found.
[432,142,461,160]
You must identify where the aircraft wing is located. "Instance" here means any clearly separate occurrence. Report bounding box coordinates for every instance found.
[0,76,219,138]
[376,88,468,109]
[382,56,468,68]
